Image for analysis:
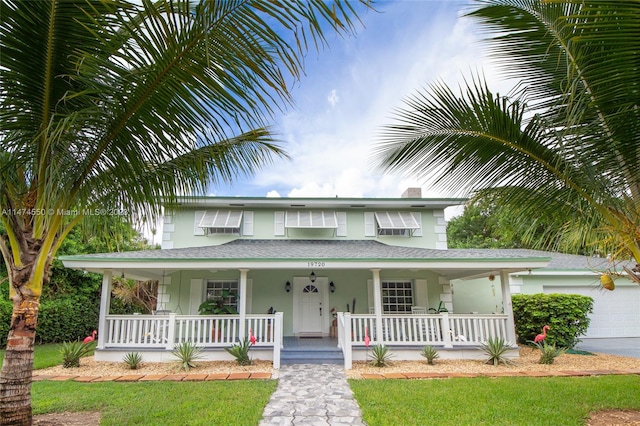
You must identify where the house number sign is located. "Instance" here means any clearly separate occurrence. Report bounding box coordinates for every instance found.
[307,261,326,267]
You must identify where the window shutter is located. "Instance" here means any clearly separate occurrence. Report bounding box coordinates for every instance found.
[412,212,423,236]
[274,211,285,236]
[242,211,254,236]
[189,279,204,314]
[364,212,375,236]
[193,211,206,235]
[336,212,347,236]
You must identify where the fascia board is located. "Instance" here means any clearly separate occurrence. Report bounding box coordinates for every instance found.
[165,196,466,210]
[62,258,550,271]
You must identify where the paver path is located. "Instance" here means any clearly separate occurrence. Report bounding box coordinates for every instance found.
[259,364,366,426]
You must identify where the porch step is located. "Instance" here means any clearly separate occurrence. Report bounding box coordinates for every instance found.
[280,348,343,365]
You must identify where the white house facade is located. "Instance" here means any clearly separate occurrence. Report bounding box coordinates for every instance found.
[61,189,555,368]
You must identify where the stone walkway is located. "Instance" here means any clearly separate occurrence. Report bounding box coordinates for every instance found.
[259,364,366,426]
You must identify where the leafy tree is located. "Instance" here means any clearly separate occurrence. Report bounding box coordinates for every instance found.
[447,199,522,249]
[447,197,595,254]
[375,1,639,277]
[0,0,365,422]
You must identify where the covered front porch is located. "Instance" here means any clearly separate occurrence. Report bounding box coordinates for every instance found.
[60,240,551,369]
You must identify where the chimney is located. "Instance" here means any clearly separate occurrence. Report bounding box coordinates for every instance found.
[401,187,422,198]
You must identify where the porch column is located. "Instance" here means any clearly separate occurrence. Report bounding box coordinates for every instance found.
[97,270,112,349]
[239,269,248,342]
[371,269,383,344]
[500,271,518,345]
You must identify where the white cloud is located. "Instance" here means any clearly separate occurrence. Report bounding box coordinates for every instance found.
[230,1,517,201]
[327,89,339,108]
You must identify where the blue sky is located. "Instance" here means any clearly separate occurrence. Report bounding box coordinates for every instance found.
[211,1,515,201]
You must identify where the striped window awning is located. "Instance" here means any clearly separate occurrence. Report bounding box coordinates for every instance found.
[374,212,420,229]
[285,211,338,228]
[199,210,243,229]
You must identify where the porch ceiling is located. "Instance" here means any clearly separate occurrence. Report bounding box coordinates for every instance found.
[60,240,551,281]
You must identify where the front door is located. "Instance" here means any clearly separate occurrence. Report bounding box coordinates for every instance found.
[293,277,328,336]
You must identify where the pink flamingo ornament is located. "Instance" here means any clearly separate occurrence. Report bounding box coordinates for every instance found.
[534,325,550,344]
[249,328,257,345]
[364,326,370,348]
[83,330,97,344]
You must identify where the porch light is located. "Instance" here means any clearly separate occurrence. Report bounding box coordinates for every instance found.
[309,271,316,283]
[285,281,291,292]
[330,281,335,293]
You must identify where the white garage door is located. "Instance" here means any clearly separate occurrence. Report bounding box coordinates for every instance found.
[543,286,640,338]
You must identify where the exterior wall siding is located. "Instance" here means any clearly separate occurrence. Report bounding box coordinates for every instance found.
[163,207,445,249]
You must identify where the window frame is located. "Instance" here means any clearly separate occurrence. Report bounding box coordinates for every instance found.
[381,280,414,314]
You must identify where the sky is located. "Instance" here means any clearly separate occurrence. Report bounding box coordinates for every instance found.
[209,0,517,203]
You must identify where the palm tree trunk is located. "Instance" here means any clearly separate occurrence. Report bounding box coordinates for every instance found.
[0,296,39,426]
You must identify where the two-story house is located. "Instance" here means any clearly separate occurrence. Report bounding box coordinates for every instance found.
[61,189,554,368]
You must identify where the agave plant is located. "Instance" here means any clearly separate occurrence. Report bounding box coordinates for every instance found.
[123,352,144,370]
[420,345,440,365]
[60,341,94,368]
[532,341,566,365]
[225,338,252,366]
[369,344,393,368]
[481,337,514,366]
[172,342,203,372]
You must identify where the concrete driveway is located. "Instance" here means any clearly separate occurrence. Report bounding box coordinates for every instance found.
[575,337,640,359]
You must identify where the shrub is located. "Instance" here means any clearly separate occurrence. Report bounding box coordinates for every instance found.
[123,352,144,370]
[369,344,393,367]
[420,345,440,365]
[512,293,592,349]
[532,341,566,365]
[60,341,95,368]
[225,338,252,366]
[481,337,514,366]
[0,298,12,347]
[37,296,100,343]
[172,341,203,372]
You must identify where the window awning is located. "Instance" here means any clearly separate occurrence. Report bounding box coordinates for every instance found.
[285,211,338,228]
[199,210,243,229]
[374,212,420,229]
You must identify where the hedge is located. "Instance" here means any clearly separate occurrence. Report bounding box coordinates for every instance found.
[512,293,593,348]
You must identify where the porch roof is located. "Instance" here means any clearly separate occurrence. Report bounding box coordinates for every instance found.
[60,240,551,281]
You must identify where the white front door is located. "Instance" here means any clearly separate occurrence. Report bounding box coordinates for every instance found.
[293,277,328,335]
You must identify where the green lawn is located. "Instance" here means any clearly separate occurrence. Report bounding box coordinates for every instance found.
[0,343,72,370]
[350,375,640,426]
[33,380,276,425]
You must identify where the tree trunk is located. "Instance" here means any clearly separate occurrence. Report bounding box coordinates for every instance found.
[0,297,39,426]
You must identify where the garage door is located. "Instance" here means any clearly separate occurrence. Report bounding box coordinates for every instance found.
[543,286,640,338]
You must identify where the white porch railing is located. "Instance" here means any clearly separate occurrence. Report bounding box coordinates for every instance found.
[101,313,283,367]
[337,312,509,368]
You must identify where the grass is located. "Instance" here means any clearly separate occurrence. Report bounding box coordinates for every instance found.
[1,343,276,424]
[350,375,640,425]
[32,380,277,425]
[0,343,80,370]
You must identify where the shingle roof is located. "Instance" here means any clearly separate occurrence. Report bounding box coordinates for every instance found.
[62,239,551,261]
[58,240,624,272]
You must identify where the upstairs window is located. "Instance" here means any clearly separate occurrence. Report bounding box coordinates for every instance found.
[374,212,421,237]
[285,211,338,229]
[197,210,242,235]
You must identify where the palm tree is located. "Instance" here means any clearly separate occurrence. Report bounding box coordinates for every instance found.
[374,1,640,279]
[0,0,365,423]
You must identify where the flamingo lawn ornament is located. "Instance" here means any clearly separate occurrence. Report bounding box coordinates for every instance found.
[448,330,467,342]
[83,330,97,344]
[364,326,371,347]
[249,328,257,345]
[534,325,550,344]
